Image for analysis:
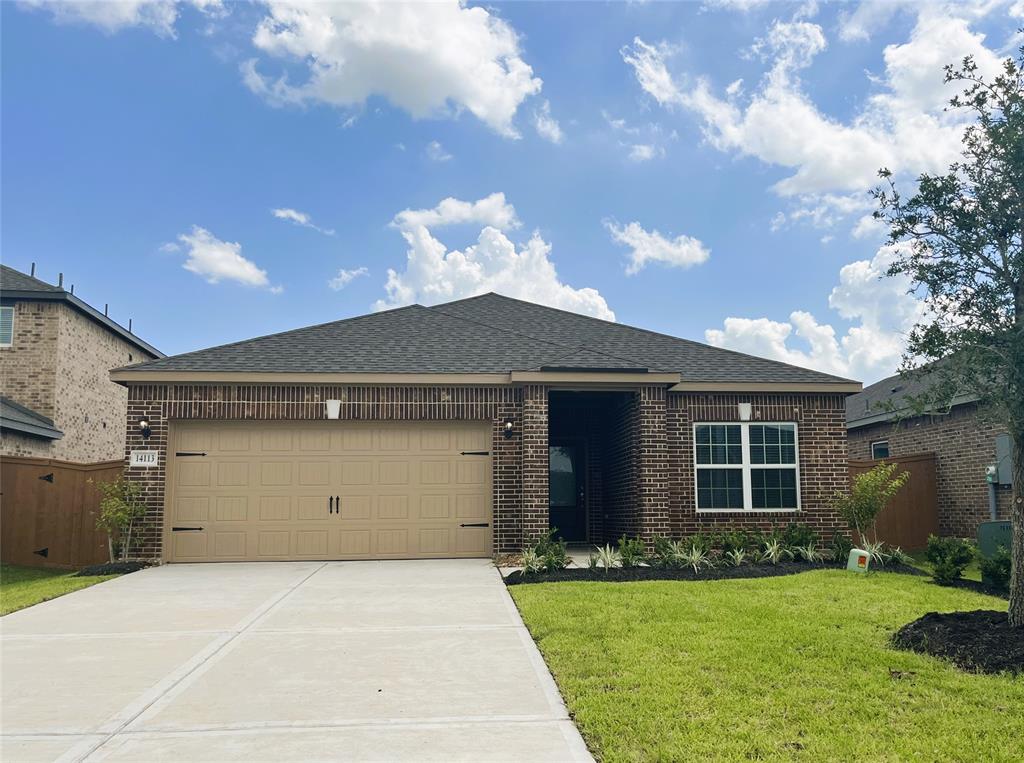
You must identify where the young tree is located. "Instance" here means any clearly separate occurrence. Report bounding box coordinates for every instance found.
[833,462,910,544]
[873,46,1024,625]
[91,475,147,563]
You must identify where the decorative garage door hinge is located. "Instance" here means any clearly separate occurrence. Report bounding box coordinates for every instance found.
[459,451,490,456]
[171,526,204,532]
[459,523,490,528]
[174,451,208,457]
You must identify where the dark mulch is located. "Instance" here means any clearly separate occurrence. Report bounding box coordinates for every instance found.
[892,610,1024,675]
[938,577,1010,600]
[503,560,924,585]
[75,562,146,577]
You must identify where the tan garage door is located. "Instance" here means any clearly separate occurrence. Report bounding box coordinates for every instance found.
[165,421,492,562]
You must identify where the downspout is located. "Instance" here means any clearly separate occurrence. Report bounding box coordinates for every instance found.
[989,481,999,521]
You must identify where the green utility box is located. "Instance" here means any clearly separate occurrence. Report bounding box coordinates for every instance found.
[977,520,1011,587]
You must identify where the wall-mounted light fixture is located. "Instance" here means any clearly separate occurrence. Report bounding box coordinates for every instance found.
[325,399,342,420]
[138,417,152,440]
[737,403,752,421]
[503,419,514,439]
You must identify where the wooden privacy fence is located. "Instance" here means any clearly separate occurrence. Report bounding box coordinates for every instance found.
[1,456,122,569]
[849,452,938,551]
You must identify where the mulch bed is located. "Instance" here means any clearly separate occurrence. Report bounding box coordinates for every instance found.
[75,562,147,577]
[503,560,924,585]
[892,610,1024,675]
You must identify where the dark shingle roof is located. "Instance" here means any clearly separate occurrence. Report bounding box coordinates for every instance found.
[1,265,163,358]
[118,292,857,385]
[0,396,63,440]
[846,364,976,427]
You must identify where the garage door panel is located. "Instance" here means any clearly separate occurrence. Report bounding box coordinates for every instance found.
[167,422,492,562]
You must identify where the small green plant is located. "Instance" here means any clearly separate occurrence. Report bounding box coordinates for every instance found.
[760,538,792,565]
[523,528,569,573]
[618,536,647,568]
[860,538,891,567]
[979,545,1011,591]
[725,548,747,567]
[594,544,621,572]
[587,553,600,571]
[680,544,714,573]
[91,475,147,563]
[925,535,975,585]
[888,546,913,566]
[650,536,681,568]
[793,543,822,563]
[781,523,818,550]
[830,531,854,563]
[520,548,544,575]
[831,462,909,543]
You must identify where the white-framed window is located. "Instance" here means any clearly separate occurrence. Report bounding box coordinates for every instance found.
[0,306,13,347]
[871,440,890,460]
[694,422,801,512]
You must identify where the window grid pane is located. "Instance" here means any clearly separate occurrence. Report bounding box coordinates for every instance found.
[697,469,744,509]
[749,424,796,465]
[695,425,743,465]
[751,468,798,509]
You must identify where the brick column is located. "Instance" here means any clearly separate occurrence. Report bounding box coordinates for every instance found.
[637,385,670,543]
[124,385,168,562]
[520,384,549,543]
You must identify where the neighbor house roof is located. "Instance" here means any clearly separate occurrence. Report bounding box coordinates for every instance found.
[0,396,63,441]
[0,265,163,358]
[112,293,859,389]
[846,366,978,429]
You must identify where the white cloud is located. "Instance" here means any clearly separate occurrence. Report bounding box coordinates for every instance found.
[177,225,277,290]
[271,207,334,236]
[838,0,905,42]
[244,1,542,137]
[425,140,453,162]
[533,100,564,144]
[374,194,614,320]
[705,243,925,382]
[328,266,369,290]
[622,6,1006,224]
[19,0,224,37]
[628,144,658,162]
[605,220,710,275]
[158,241,180,253]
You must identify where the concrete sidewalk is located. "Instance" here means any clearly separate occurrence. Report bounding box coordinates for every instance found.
[1,560,591,762]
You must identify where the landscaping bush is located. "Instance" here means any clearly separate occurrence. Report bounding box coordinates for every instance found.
[618,536,647,568]
[523,529,569,573]
[781,522,818,550]
[650,536,681,568]
[925,535,975,585]
[830,531,854,563]
[979,545,1011,591]
[594,544,621,572]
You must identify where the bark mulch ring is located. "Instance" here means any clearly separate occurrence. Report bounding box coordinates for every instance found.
[503,560,924,586]
[75,562,147,577]
[892,610,1024,676]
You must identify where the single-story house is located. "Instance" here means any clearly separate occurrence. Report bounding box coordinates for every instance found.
[847,370,1014,538]
[112,294,861,563]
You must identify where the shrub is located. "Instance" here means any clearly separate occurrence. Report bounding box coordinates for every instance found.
[830,531,854,563]
[724,548,747,567]
[979,545,1011,591]
[781,522,818,550]
[523,529,569,573]
[90,475,147,563]
[861,538,891,567]
[793,543,822,563]
[925,535,975,585]
[650,536,681,568]
[760,538,792,565]
[618,536,647,568]
[594,544,620,572]
[888,546,913,566]
[521,548,544,575]
[680,544,714,573]
[831,462,909,542]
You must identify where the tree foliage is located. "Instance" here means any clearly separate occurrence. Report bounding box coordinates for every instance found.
[833,463,909,543]
[873,44,1024,625]
[91,475,147,563]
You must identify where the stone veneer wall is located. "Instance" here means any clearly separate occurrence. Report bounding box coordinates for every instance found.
[848,403,1012,537]
[666,392,849,539]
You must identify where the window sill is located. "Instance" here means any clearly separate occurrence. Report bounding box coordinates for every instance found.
[696,508,800,514]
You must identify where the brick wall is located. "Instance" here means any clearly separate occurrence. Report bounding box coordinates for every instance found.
[667,392,848,539]
[1,301,155,463]
[520,385,549,543]
[848,403,1012,537]
[124,383,525,560]
[637,386,670,542]
[603,394,638,541]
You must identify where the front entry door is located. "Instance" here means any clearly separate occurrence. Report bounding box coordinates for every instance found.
[549,443,585,542]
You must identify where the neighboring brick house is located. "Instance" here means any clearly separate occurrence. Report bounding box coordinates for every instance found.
[847,371,1014,538]
[0,265,162,463]
[111,293,859,564]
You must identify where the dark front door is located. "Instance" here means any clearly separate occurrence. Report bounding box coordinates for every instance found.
[549,443,585,542]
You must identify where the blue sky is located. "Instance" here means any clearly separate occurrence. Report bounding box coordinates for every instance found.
[2,1,1019,383]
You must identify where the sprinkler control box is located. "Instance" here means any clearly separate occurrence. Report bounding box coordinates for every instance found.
[847,548,871,573]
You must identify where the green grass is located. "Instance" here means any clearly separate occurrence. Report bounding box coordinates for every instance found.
[907,550,982,582]
[0,564,118,615]
[511,570,1021,762]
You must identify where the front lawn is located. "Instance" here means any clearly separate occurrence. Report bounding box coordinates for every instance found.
[511,570,1022,761]
[0,564,118,615]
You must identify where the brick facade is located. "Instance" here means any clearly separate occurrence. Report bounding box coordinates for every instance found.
[123,383,851,562]
[1,300,155,462]
[848,403,1012,537]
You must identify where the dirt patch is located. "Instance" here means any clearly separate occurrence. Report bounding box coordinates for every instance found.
[892,610,1023,675]
[503,561,923,585]
[75,562,146,577]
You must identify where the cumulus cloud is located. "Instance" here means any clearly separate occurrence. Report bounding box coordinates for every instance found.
[177,225,278,291]
[328,266,369,290]
[622,6,1006,229]
[533,100,564,143]
[243,1,542,137]
[374,194,614,320]
[271,207,334,235]
[628,144,659,162]
[19,0,224,37]
[425,140,453,162]
[605,220,710,275]
[705,243,925,382]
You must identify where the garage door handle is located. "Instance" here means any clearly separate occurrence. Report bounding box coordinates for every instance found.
[459,523,490,528]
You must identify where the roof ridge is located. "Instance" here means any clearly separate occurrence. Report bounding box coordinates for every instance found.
[438,292,858,384]
[0,263,64,292]
[118,303,430,372]
[0,394,57,426]
[537,345,668,371]
[423,300,579,356]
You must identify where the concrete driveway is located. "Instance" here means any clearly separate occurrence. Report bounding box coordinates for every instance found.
[1,560,590,762]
